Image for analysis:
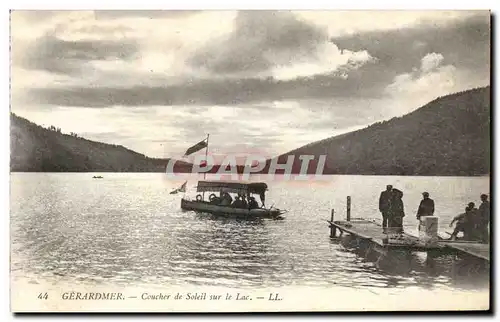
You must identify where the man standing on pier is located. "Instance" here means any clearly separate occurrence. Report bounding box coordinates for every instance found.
[417,192,435,220]
[416,192,435,233]
[379,185,393,231]
[478,194,490,243]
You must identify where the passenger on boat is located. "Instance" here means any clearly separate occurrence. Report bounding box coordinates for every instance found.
[231,196,243,208]
[240,194,248,209]
[209,195,221,204]
[416,192,435,220]
[449,202,477,240]
[389,188,405,233]
[477,194,490,243]
[220,192,233,206]
[259,191,266,208]
[209,190,222,205]
[248,197,259,210]
[379,185,393,230]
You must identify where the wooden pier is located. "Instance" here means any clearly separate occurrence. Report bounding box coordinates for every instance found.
[440,241,490,261]
[327,198,490,262]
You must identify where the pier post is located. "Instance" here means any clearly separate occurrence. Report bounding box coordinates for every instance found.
[347,196,351,221]
[330,209,337,238]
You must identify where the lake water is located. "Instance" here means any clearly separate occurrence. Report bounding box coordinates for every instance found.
[10,173,490,292]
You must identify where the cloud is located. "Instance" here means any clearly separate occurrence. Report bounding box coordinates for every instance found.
[188,11,375,80]
[420,52,444,73]
[384,52,488,115]
[19,33,140,75]
[270,46,375,81]
[330,13,490,82]
[93,10,201,20]
[296,11,483,37]
[13,11,488,109]
[22,70,392,108]
[385,53,457,95]
[188,11,327,74]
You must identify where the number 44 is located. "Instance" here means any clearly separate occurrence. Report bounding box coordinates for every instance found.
[37,292,48,300]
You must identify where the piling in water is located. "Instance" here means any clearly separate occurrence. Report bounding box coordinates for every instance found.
[330,209,336,238]
[347,196,351,221]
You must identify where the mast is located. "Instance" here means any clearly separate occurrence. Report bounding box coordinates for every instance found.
[204,134,209,180]
[203,134,209,200]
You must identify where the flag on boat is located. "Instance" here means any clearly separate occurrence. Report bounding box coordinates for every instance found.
[183,138,208,157]
[170,181,187,194]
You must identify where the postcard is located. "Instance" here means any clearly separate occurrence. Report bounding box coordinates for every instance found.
[10,10,490,312]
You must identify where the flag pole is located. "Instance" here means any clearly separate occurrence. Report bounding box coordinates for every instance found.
[202,134,210,201]
[204,134,209,180]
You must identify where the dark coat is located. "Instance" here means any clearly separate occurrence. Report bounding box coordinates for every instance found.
[478,201,490,225]
[417,198,435,219]
[390,189,405,218]
[464,208,479,240]
[379,190,392,213]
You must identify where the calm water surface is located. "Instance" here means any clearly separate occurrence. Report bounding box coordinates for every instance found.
[10,173,490,291]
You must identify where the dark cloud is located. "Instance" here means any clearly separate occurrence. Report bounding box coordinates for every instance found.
[188,11,329,74]
[20,34,139,75]
[330,13,490,81]
[23,71,386,107]
[20,13,490,108]
[12,10,200,22]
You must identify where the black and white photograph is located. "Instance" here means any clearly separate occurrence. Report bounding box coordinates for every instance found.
[9,10,490,312]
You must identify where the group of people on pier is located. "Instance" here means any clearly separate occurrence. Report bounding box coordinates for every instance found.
[379,185,490,243]
[378,185,407,233]
[448,194,490,243]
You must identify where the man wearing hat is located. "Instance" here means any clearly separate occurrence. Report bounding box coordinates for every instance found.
[416,192,435,220]
[477,194,490,243]
[379,185,393,230]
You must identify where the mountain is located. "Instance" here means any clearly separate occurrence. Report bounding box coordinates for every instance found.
[10,113,192,172]
[265,86,490,176]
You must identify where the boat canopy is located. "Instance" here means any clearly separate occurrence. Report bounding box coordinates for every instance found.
[196,181,268,195]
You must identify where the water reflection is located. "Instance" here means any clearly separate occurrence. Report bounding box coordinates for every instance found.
[168,215,273,286]
[332,235,489,290]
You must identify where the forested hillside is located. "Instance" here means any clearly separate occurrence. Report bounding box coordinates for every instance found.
[10,114,191,172]
[266,86,490,176]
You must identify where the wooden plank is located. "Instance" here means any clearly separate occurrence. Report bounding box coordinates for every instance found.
[329,220,443,250]
[330,220,376,238]
[445,242,490,261]
[330,221,377,242]
[439,239,483,244]
[333,220,386,240]
[332,220,401,248]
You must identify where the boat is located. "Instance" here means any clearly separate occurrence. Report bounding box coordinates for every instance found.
[178,135,286,219]
[181,181,286,219]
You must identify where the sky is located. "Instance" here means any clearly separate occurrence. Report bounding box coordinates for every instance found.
[10,10,490,160]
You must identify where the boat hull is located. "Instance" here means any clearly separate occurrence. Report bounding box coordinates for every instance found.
[181,199,283,219]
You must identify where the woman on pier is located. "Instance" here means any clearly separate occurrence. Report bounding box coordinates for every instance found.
[389,189,405,233]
